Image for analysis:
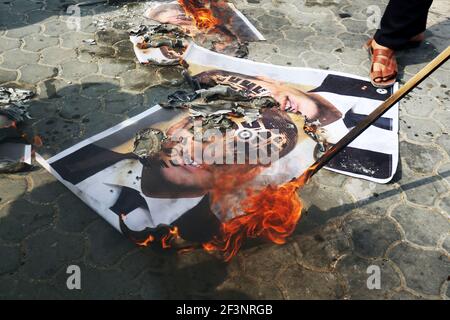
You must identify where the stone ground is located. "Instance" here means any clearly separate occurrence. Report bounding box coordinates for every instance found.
[0,0,449,299]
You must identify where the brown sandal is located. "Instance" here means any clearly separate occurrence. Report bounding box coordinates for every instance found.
[364,39,398,88]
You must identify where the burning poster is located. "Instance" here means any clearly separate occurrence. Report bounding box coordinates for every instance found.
[183,44,399,183]
[130,0,264,65]
[36,98,316,256]
[36,44,398,259]
[0,87,33,173]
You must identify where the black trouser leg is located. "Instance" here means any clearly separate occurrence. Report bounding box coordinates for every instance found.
[374,0,433,50]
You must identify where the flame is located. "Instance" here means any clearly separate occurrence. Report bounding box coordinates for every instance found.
[161,226,180,248]
[204,166,316,261]
[136,234,155,247]
[178,0,220,30]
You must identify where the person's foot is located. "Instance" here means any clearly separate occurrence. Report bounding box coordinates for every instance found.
[370,39,396,84]
[365,39,397,88]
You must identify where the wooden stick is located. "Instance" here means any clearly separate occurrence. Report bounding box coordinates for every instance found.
[308,45,450,177]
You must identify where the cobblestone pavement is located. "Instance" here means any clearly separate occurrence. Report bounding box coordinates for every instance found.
[0,0,449,299]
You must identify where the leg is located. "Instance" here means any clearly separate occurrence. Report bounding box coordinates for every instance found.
[367,0,433,87]
[374,0,433,50]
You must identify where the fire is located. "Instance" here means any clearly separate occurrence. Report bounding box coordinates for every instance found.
[161,226,180,248]
[178,0,220,30]
[136,234,155,247]
[204,166,316,261]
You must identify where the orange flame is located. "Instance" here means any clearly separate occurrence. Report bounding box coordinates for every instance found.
[204,166,316,261]
[178,0,220,30]
[161,226,180,248]
[136,234,155,247]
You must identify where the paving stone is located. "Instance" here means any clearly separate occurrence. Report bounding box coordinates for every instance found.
[401,94,442,118]
[296,182,355,233]
[40,46,77,66]
[217,275,281,299]
[85,220,135,267]
[295,223,351,270]
[23,229,84,280]
[336,255,401,299]
[301,50,340,69]
[390,290,426,300]
[104,90,142,114]
[0,68,17,83]
[0,275,18,299]
[81,111,125,137]
[340,18,370,34]
[60,31,95,49]
[437,162,450,185]
[0,199,54,242]
[391,204,450,247]
[436,134,450,157]
[388,242,449,296]
[158,251,229,298]
[26,169,67,204]
[265,54,305,67]
[278,266,344,299]
[80,75,120,98]
[443,235,450,254]
[77,44,116,63]
[59,95,101,119]
[344,178,403,217]
[120,67,161,92]
[19,64,58,84]
[99,58,135,77]
[257,14,291,31]
[333,48,366,68]
[310,20,346,35]
[313,168,347,188]
[22,34,58,52]
[432,110,450,132]
[95,29,126,47]
[138,271,174,299]
[26,9,58,25]
[0,245,21,275]
[114,39,136,60]
[43,20,73,37]
[240,243,296,282]
[0,49,39,69]
[5,24,41,39]
[60,60,98,82]
[344,216,401,258]
[0,37,21,53]
[11,0,43,14]
[36,78,76,99]
[437,196,450,218]
[400,166,448,207]
[282,26,316,43]
[337,32,369,49]
[119,248,168,278]
[0,177,27,205]
[32,117,82,155]
[400,141,443,174]
[305,35,344,53]
[400,115,442,143]
[55,193,98,233]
